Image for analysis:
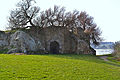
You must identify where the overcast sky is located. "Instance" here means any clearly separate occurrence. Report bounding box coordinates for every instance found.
[0,0,120,42]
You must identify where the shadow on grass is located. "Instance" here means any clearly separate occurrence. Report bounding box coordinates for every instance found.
[41,53,120,67]
[1,53,120,67]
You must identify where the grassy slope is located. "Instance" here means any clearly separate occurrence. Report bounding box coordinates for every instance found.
[0,54,120,80]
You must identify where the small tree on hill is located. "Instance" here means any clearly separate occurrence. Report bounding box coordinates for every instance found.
[77,11,102,45]
[33,5,66,27]
[8,0,40,29]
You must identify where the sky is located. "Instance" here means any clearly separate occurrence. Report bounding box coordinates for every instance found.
[0,0,120,42]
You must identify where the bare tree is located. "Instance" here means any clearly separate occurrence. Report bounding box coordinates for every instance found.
[33,5,66,27]
[77,11,102,45]
[8,1,102,45]
[8,0,40,29]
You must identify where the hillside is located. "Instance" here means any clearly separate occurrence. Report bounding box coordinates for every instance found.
[0,54,120,80]
[91,42,114,49]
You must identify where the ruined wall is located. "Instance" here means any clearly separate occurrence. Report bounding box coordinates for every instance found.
[0,27,94,54]
[26,27,78,54]
[42,27,65,53]
[27,27,77,53]
[0,31,9,49]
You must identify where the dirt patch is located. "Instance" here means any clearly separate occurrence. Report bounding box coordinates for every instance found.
[99,56,109,61]
[11,53,26,55]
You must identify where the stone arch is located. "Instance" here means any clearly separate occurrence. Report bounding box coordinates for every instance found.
[50,41,60,54]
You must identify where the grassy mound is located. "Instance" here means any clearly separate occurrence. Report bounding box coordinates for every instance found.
[0,54,120,80]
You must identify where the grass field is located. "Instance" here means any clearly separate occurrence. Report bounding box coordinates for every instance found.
[0,54,120,80]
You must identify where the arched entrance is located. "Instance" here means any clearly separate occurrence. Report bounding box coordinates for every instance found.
[50,41,59,54]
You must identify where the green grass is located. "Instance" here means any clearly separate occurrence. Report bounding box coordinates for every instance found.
[107,56,120,64]
[0,54,120,80]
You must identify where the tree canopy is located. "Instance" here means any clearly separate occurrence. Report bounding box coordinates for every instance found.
[8,0,102,45]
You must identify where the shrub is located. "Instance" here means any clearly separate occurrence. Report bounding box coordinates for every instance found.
[0,48,9,54]
[112,41,120,60]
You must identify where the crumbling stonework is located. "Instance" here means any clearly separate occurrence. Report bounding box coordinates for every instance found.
[0,31,9,49]
[8,31,37,53]
[0,27,95,54]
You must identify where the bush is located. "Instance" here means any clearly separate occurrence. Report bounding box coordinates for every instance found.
[0,48,9,54]
[112,41,120,59]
